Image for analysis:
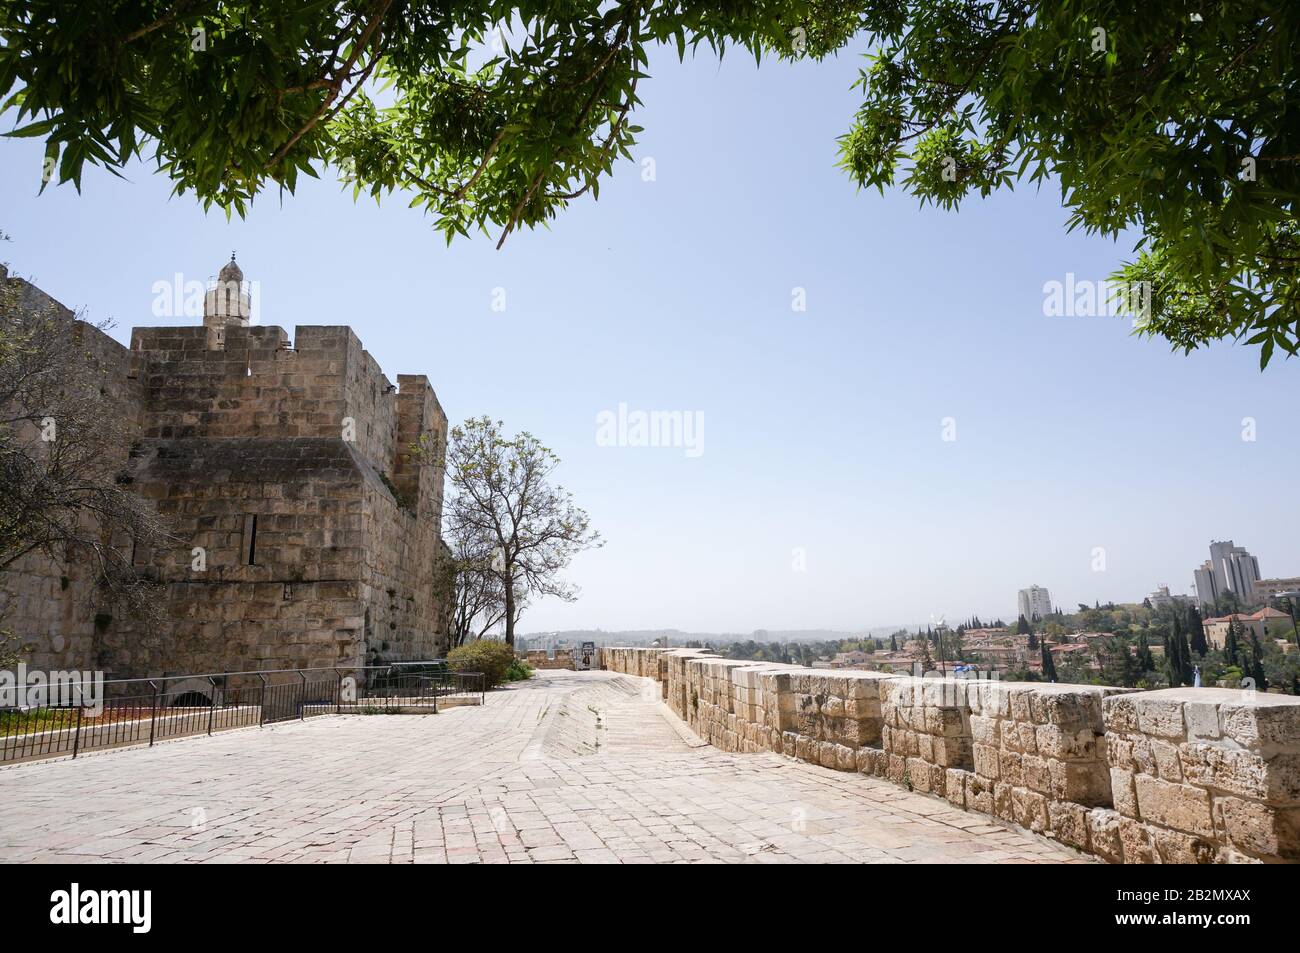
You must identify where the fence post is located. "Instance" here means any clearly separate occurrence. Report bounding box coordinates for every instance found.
[71,706,83,759]
[206,676,217,735]
[148,680,160,747]
[258,674,267,727]
[335,668,343,715]
[299,671,307,720]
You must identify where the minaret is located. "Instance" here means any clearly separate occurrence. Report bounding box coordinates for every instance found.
[204,252,252,348]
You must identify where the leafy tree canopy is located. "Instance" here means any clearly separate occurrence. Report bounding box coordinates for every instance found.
[3,1,1298,362]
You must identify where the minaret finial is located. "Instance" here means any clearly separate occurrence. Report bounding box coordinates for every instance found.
[231,250,237,262]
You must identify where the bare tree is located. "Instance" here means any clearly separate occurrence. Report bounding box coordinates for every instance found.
[442,417,601,646]
[436,518,509,649]
[0,277,169,633]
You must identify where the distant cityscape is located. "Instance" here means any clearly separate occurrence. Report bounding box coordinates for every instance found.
[520,539,1300,694]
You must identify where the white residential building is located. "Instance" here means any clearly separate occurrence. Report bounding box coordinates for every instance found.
[1018,585,1053,621]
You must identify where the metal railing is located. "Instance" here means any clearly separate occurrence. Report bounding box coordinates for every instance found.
[0,663,486,766]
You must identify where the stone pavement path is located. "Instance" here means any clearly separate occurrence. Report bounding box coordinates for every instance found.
[0,670,1091,863]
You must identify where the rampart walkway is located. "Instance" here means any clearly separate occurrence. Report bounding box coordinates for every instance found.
[0,670,1086,863]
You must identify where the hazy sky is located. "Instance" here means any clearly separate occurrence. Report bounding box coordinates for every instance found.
[2,45,1297,633]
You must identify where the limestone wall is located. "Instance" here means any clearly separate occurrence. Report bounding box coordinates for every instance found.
[2,272,449,680]
[0,270,145,674]
[602,647,1300,863]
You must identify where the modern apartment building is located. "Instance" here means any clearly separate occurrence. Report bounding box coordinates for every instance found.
[1193,540,1262,609]
[1017,585,1053,621]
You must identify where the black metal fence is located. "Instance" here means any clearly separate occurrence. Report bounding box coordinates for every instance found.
[0,663,485,765]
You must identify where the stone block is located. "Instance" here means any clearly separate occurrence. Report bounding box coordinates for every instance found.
[1042,690,1104,732]
[965,775,995,815]
[998,749,1023,786]
[946,769,968,809]
[917,733,934,763]
[1010,690,1033,723]
[907,757,931,793]
[1118,816,1156,863]
[928,762,946,796]
[794,734,812,763]
[855,746,883,776]
[1150,828,1217,864]
[1021,754,1051,795]
[1135,697,1186,740]
[1103,694,1140,733]
[973,743,1000,780]
[1216,797,1300,860]
[1184,701,1222,742]
[887,754,907,785]
[1151,740,1183,782]
[1221,699,1300,755]
[1050,760,1111,807]
[1048,801,1089,851]
[994,782,1016,824]
[1179,743,1281,802]
[1110,767,1138,818]
[970,715,1000,747]
[835,744,856,772]
[1012,787,1049,832]
[1036,724,1096,761]
[1133,774,1214,838]
[1087,808,1123,863]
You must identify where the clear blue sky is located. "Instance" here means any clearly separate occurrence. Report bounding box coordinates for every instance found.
[2,45,1297,633]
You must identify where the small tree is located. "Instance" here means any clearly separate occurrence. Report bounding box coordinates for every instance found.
[442,417,601,645]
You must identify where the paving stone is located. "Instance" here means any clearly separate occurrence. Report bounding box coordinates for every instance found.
[0,670,1088,864]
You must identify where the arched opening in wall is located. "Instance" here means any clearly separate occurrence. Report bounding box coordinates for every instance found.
[171,691,212,708]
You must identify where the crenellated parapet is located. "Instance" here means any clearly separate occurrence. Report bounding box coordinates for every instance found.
[602,647,1300,863]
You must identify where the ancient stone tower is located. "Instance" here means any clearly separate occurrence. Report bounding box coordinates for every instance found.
[0,257,451,685]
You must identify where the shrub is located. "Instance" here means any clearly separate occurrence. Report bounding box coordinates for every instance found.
[505,658,534,682]
[446,640,517,689]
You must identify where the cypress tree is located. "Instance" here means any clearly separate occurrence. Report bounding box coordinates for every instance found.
[1225,620,1240,669]
[1041,639,1058,682]
[1174,615,1193,685]
[1248,631,1268,691]
[1136,637,1155,676]
[1187,605,1207,657]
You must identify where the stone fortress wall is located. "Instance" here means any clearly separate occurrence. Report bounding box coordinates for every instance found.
[0,260,450,684]
[0,266,146,676]
[602,647,1300,863]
